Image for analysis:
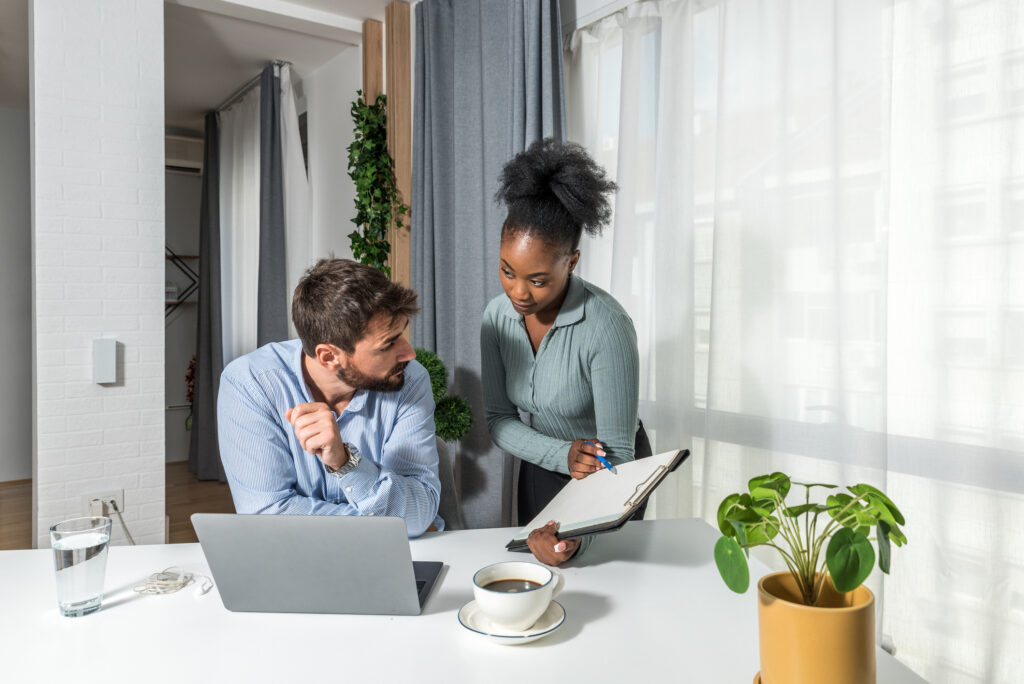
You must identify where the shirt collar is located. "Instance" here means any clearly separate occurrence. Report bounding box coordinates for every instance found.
[553,274,585,328]
[291,340,369,415]
[501,274,586,329]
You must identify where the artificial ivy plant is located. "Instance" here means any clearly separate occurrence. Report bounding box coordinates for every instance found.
[347,90,406,277]
[345,91,471,443]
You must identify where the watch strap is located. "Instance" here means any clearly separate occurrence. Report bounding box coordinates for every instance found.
[326,443,360,478]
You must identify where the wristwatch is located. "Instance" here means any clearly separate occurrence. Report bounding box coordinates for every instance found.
[325,443,361,478]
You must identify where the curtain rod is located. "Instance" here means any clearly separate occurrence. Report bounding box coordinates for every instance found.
[215,59,292,113]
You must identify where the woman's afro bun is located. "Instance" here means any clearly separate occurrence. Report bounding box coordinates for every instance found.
[495,138,617,249]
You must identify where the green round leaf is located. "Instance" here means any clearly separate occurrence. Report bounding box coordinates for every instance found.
[717,493,741,536]
[826,527,875,593]
[727,519,749,551]
[714,536,750,593]
[877,520,892,574]
[849,484,905,525]
[745,517,780,546]
[748,472,791,501]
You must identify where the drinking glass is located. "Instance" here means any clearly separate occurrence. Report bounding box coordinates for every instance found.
[50,516,112,617]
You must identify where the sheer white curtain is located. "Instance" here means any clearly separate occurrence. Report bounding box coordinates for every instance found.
[218,86,262,365]
[566,1,1024,682]
[218,64,312,359]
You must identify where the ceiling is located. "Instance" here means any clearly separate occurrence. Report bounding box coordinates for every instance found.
[0,0,395,135]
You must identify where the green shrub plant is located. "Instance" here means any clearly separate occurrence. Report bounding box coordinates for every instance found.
[414,348,472,443]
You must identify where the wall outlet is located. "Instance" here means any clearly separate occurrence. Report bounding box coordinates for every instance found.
[81,489,125,517]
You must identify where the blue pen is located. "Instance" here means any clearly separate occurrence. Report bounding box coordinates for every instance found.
[585,441,617,474]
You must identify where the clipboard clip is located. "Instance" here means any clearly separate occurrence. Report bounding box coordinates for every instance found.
[624,465,666,508]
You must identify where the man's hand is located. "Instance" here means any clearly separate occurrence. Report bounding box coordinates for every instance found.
[568,439,606,479]
[526,521,579,566]
[285,403,348,471]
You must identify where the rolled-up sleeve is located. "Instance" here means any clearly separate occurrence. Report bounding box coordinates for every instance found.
[335,368,442,536]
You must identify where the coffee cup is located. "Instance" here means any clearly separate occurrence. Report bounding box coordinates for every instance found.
[472,561,564,631]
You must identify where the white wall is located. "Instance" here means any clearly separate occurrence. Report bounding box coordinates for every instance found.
[0,107,32,483]
[31,0,166,547]
[305,46,361,262]
[164,171,201,462]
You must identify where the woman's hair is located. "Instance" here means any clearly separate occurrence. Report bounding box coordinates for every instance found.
[495,138,617,252]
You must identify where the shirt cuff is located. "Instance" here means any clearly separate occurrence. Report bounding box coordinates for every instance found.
[338,454,381,508]
[574,534,593,559]
[542,440,574,475]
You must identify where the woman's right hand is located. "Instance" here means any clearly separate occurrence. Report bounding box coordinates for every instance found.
[568,439,607,479]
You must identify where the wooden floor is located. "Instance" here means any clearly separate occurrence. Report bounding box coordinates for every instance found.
[0,461,235,549]
[165,460,236,543]
[0,479,31,550]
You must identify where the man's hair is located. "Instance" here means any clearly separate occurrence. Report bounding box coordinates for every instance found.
[292,258,419,357]
[495,138,617,252]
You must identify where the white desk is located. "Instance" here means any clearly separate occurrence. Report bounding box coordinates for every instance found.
[0,518,925,683]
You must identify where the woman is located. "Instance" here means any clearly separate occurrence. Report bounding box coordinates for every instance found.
[481,138,650,567]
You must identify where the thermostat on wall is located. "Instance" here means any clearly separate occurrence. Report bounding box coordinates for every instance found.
[93,338,117,385]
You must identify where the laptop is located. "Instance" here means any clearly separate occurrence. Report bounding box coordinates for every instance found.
[191,513,443,615]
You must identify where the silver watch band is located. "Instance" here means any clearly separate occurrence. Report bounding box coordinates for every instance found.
[326,443,360,478]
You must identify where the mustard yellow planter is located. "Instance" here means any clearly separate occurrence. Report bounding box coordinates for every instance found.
[754,571,875,684]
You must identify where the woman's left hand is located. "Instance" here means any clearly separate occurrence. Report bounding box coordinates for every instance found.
[526,521,579,566]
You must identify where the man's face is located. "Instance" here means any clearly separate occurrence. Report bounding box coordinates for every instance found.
[337,313,415,392]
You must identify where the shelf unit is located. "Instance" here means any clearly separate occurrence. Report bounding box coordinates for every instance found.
[165,248,199,318]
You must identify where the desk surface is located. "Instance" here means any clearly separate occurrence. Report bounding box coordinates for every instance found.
[0,518,925,683]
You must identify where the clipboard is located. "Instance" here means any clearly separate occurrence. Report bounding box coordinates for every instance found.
[506,449,690,551]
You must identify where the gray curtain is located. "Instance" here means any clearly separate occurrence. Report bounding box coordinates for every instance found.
[257,64,288,346]
[411,0,566,528]
[189,111,227,481]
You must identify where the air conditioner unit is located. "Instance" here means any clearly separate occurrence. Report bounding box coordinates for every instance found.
[166,135,204,175]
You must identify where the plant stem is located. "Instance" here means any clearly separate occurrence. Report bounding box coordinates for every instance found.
[774,491,815,604]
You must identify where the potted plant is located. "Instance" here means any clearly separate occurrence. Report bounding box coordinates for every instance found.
[713,473,907,684]
[414,348,472,443]
[415,348,471,530]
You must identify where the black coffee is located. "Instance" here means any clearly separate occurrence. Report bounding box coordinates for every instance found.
[483,579,541,593]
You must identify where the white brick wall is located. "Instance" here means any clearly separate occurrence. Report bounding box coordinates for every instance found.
[31,0,165,548]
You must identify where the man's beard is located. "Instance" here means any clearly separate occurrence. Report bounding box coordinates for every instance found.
[337,360,409,392]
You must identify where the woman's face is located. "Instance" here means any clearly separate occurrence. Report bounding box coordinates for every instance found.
[498,230,579,318]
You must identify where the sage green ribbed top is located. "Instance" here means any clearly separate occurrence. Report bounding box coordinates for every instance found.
[480,275,640,475]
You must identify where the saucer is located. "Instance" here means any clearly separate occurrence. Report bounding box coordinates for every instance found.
[457,600,566,645]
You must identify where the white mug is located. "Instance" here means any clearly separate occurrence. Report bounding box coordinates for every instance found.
[472,561,564,631]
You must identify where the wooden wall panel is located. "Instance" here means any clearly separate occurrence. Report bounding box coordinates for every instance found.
[362,20,383,102]
[385,2,412,288]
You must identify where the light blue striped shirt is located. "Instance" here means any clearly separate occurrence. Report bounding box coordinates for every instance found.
[217,339,442,537]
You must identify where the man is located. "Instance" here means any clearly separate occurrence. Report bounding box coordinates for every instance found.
[217,258,442,536]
